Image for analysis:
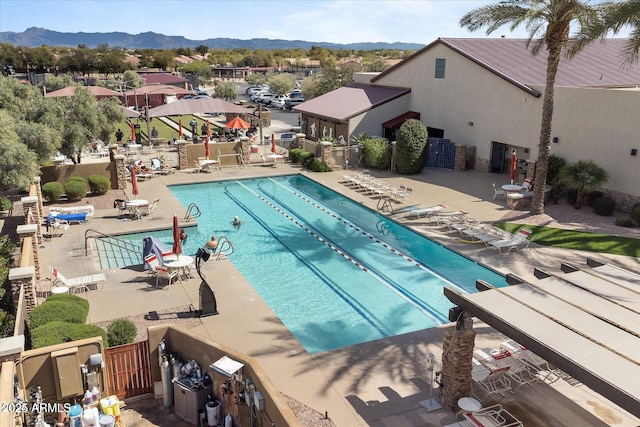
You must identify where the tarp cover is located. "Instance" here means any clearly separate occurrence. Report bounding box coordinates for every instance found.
[142,236,168,269]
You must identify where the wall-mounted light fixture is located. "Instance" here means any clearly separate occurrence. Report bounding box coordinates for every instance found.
[467,121,474,127]
[632,149,638,156]
[552,137,559,143]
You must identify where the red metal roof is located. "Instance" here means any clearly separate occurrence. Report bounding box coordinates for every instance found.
[139,73,188,85]
[45,85,120,98]
[293,84,411,121]
[382,111,420,129]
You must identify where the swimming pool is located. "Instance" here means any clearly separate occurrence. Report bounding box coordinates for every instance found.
[115,175,505,353]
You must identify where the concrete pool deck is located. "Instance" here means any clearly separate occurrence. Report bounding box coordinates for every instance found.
[36,162,639,426]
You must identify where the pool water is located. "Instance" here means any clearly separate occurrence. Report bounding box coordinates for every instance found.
[117,175,506,353]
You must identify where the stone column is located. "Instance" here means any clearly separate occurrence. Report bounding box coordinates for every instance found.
[17,224,40,280]
[21,195,42,244]
[176,140,188,170]
[239,137,250,165]
[454,145,468,171]
[109,144,119,162]
[33,177,44,229]
[440,325,476,410]
[295,133,306,150]
[9,266,37,315]
[113,155,127,190]
[320,141,332,165]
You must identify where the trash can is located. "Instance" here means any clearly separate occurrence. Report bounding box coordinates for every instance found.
[206,400,220,426]
[250,145,259,153]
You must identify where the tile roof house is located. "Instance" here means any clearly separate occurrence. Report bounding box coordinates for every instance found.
[139,72,189,89]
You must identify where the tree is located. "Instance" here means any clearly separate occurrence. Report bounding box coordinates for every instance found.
[395,119,428,175]
[0,111,40,190]
[267,73,296,95]
[571,0,640,67]
[59,88,102,163]
[41,74,75,92]
[212,81,237,101]
[460,0,603,216]
[196,44,209,56]
[558,160,609,208]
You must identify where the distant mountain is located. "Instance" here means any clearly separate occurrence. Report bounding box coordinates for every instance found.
[0,27,424,51]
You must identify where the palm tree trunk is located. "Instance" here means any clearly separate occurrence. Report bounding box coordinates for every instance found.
[531,33,567,215]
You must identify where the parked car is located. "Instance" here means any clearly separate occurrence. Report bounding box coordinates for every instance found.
[256,93,275,104]
[284,98,305,110]
[289,90,303,99]
[247,85,269,96]
[250,91,269,102]
[272,96,290,109]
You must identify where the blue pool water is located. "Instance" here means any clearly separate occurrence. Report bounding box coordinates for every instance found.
[116,175,506,353]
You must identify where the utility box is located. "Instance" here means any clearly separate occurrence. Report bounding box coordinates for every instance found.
[254,391,264,411]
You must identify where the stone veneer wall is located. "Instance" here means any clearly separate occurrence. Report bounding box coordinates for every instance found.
[474,157,491,173]
[455,145,468,171]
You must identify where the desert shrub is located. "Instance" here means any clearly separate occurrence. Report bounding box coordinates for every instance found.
[593,196,615,216]
[42,181,63,202]
[631,203,640,225]
[566,188,578,206]
[64,179,87,201]
[31,322,108,349]
[88,174,110,195]
[615,218,634,227]
[546,154,566,184]
[360,137,391,169]
[395,119,428,175]
[289,148,303,163]
[585,191,604,207]
[0,197,11,212]
[30,294,89,329]
[298,150,314,166]
[107,319,137,346]
[66,176,85,183]
[307,158,333,172]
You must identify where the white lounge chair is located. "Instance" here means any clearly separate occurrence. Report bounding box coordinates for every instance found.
[406,204,446,219]
[487,228,532,254]
[150,158,175,175]
[49,218,70,237]
[461,404,523,427]
[50,265,106,293]
[471,358,513,398]
[475,348,540,389]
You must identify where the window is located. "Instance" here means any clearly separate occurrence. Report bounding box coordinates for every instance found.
[435,59,446,78]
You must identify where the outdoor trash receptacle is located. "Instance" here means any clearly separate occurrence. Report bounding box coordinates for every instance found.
[251,145,259,153]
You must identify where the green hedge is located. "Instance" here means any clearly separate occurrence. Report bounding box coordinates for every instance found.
[0,197,11,212]
[88,174,110,195]
[31,321,108,349]
[306,158,333,172]
[64,179,87,201]
[30,294,89,329]
[289,148,303,163]
[360,137,390,170]
[107,319,137,346]
[298,150,314,166]
[42,182,63,202]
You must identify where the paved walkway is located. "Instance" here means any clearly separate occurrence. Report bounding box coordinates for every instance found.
[34,162,639,426]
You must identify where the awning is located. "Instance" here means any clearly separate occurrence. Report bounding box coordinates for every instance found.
[382,111,420,129]
[444,258,640,418]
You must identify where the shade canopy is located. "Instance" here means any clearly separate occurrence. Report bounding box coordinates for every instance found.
[225,116,251,129]
[122,107,141,118]
[147,97,252,117]
[45,85,122,99]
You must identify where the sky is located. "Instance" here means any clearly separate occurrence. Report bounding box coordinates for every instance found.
[0,0,539,45]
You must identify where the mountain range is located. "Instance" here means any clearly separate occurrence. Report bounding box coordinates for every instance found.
[0,27,425,51]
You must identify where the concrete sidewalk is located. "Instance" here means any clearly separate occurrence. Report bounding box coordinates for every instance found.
[36,164,639,426]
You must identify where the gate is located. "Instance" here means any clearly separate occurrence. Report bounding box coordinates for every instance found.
[426,138,456,169]
[104,341,153,399]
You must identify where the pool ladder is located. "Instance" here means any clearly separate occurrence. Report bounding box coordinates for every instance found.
[184,203,201,222]
[213,236,234,260]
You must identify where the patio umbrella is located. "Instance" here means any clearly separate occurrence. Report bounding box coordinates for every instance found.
[130,122,135,141]
[225,116,251,130]
[205,121,211,159]
[130,167,139,199]
[178,117,183,138]
[510,149,517,184]
[172,215,182,259]
[122,106,141,118]
[271,134,276,154]
[147,97,252,117]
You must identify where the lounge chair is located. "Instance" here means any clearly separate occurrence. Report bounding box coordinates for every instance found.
[461,404,523,427]
[49,205,95,214]
[475,348,540,389]
[471,358,513,398]
[406,204,446,219]
[462,227,510,246]
[487,228,532,254]
[500,340,560,383]
[155,265,178,287]
[391,185,412,202]
[48,218,70,238]
[46,211,93,224]
[49,265,106,293]
[150,158,175,175]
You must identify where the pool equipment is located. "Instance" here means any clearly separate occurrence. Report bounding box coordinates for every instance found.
[206,396,220,426]
[160,355,173,407]
[195,246,218,316]
[419,353,442,412]
[68,404,83,427]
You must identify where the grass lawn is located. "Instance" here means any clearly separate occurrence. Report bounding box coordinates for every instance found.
[494,222,640,258]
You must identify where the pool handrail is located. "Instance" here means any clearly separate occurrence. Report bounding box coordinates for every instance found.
[84,229,140,257]
[184,203,202,222]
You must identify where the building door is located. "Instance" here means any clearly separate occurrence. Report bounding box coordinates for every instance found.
[491,141,507,172]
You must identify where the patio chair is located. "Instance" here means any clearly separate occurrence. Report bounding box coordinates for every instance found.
[471,358,513,398]
[150,158,175,175]
[155,265,178,287]
[500,340,561,383]
[115,199,129,218]
[49,265,106,293]
[492,183,506,200]
[475,347,541,389]
[462,404,524,427]
[145,198,160,217]
[406,204,446,219]
[487,228,532,254]
[144,253,160,277]
[49,218,70,238]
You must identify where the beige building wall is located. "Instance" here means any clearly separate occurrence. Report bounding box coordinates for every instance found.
[349,94,411,137]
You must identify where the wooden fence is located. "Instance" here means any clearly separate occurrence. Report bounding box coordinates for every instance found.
[104,341,153,399]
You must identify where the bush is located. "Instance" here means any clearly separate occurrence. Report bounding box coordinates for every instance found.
[0,197,11,212]
[42,181,63,202]
[615,218,634,227]
[631,203,640,225]
[585,191,604,207]
[88,174,110,195]
[107,319,137,346]
[66,176,85,183]
[546,154,566,185]
[64,179,87,201]
[30,294,89,329]
[31,322,108,349]
[566,188,578,206]
[298,150,315,166]
[360,137,391,169]
[395,119,428,175]
[289,148,303,163]
[593,196,615,216]
[306,158,333,172]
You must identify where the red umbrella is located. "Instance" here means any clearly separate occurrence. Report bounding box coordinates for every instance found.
[178,117,183,138]
[172,215,182,259]
[510,149,517,184]
[130,167,139,199]
[205,120,211,159]
[271,134,276,154]
[225,116,251,130]
[130,122,135,141]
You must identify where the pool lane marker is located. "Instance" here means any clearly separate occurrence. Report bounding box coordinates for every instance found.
[265,178,462,295]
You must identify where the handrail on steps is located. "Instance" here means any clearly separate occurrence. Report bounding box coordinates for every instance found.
[84,229,140,257]
[184,203,201,222]
[213,236,234,260]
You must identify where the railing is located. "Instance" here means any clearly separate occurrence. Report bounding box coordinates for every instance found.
[84,229,139,257]
[104,341,153,399]
[214,236,234,260]
[184,203,201,221]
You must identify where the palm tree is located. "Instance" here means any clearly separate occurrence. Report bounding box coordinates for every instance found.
[558,160,609,208]
[570,0,640,67]
[460,0,603,216]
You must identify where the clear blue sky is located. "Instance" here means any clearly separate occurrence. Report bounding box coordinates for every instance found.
[0,0,540,45]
